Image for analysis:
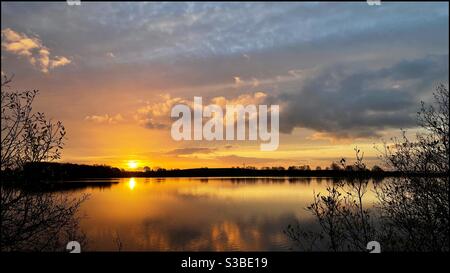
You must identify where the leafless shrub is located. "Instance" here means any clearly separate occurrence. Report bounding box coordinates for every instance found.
[1,73,87,252]
[286,84,449,251]
[1,74,66,171]
[0,188,88,251]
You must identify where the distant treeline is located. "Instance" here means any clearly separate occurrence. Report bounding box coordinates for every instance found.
[1,162,446,182]
[137,167,444,178]
[2,162,125,181]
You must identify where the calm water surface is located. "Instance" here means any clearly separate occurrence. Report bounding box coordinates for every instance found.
[67,177,379,251]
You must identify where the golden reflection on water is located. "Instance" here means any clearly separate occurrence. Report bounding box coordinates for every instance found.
[72,177,379,251]
[128,178,136,190]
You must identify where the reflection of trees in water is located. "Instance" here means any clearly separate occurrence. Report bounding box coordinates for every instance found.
[286,177,449,251]
[377,176,448,251]
[1,187,88,251]
[286,84,449,251]
[285,178,375,251]
[1,74,88,251]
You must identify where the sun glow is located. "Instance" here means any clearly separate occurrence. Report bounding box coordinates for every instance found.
[127,160,139,169]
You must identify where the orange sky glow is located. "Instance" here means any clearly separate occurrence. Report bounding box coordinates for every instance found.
[1,2,447,170]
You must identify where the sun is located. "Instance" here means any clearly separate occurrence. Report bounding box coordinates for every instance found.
[127,160,139,169]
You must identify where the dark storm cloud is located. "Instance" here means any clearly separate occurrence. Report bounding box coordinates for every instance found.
[269,55,449,137]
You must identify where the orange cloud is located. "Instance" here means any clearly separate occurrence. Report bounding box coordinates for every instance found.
[135,92,268,130]
[210,92,267,107]
[135,94,187,129]
[85,114,124,124]
[1,28,71,73]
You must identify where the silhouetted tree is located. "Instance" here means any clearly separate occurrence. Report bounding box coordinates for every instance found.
[1,188,88,251]
[1,74,66,171]
[371,165,384,172]
[375,83,449,251]
[286,84,449,251]
[381,83,448,173]
[329,162,342,171]
[1,74,87,252]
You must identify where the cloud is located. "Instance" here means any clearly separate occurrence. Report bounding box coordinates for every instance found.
[136,92,267,130]
[166,147,217,155]
[1,3,447,143]
[1,28,71,73]
[1,3,447,91]
[215,155,298,166]
[269,55,449,138]
[50,56,71,69]
[210,92,267,108]
[1,28,39,56]
[135,94,187,129]
[85,114,124,124]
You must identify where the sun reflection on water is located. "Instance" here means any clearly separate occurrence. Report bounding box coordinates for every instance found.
[75,177,380,251]
[128,178,136,190]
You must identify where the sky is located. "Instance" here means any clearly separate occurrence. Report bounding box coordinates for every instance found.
[1,2,449,170]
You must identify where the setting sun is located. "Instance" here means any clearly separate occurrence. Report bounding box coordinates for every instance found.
[127,160,139,169]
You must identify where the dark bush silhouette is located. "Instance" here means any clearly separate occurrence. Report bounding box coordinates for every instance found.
[1,74,65,171]
[1,187,87,251]
[286,84,449,251]
[1,74,87,251]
